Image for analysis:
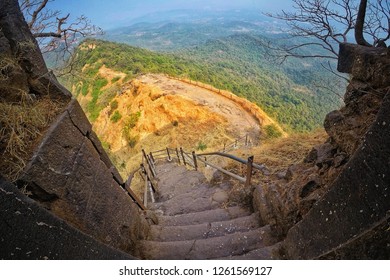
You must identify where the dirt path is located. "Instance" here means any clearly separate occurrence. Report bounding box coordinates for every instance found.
[138,74,261,139]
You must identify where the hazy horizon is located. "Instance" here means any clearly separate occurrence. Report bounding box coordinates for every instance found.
[46,0,293,29]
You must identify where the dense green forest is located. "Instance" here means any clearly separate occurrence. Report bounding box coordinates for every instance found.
[67,35,343,131]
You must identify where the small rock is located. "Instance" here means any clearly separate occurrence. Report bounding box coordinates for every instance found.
[284,167,295,181]
[212,190,228,203]
[324,110,344,132]
[276,171,287,180]
[304,148,318,163]
[334,153,348,168]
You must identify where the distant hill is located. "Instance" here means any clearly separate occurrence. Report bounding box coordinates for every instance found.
[98,9,345,131]
[65,37,343,132]
[102,9,283,51]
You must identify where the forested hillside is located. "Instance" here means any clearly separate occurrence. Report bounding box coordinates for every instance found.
[66,36,343,131]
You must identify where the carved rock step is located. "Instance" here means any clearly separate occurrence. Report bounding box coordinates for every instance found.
[148,213,261,242]
[216,243,282,260]
[150,184,229,215]
[156,206,252,226]
[138,226,273,260]
[156,168,209,201]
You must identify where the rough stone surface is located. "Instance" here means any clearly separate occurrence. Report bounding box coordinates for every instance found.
[217,243,282,260]
[148,213,260,242]
[0,0,71,102]
[0,177,135,260]
[283,92,390,259]
[137,162,277,259]
[19,100,149,255]
[318,217,390,260]
[253,43,390,260]
[157,206,251,226]
[139,227,269,260]
[338,43,390,87]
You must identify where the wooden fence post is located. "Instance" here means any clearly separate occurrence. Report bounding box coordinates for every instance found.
[245,135,248,146]
[166,148,172,161]
[176,148,181,164]
[245,156,254,188]
[142,149,157,177]
[192,151,198,171]
[144,178,149,208]
[149,152,155,164]
[180,147,186,166]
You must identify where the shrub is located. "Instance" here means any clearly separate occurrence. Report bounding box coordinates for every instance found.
[127,135,139,148]
[87,77,109,121]
[101,140,110,150]
[264,124,283,139]
[172,120,179,127]
[109,100,119,115]
[124,111,141,130]
[111,76,121,83]
[81,83,89,96]
[110,110,122,123]
[196,141,207,151]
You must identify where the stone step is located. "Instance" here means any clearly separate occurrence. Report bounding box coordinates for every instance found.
[150,185,229,215]
[148,213,260,242]
[138,226,271,260]
[215,243,282,260]
[156,168,209,201]
[157,206,252,226]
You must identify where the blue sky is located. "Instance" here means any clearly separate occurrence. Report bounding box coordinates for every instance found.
[47,0,292,29]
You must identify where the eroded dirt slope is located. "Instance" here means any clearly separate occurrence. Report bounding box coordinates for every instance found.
[91,73,266,174]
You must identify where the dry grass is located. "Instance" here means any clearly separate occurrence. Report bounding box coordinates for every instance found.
[211,129,328,206]
[246,129,328,172]
[219,129,327,174]
[0,96,63,181]
[0,55,21,81]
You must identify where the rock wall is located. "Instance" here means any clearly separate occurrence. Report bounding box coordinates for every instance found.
[284,90,390,259]
[1,1,149,259]
[18,99,149,256]
[253,43,390,259]
[0,177,134,260]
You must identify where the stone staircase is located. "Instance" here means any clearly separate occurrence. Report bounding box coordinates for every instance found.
[136,162,280,260]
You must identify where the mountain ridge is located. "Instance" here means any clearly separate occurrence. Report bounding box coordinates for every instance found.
[65,37,342,132]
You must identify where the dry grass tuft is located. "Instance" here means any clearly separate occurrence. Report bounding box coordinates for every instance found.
[0,96,63,181]
[0,55,22,81]
[251,129,327,172]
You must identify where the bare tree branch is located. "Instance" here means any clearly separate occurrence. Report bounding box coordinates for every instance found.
[20,0,104,76]
[355,0,372,46]
[27,0,48,29]
[264,0,389,62]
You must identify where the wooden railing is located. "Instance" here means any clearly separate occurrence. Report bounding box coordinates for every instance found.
[146,135,266,189]
[122,134,262,210]
[119,149,158,210]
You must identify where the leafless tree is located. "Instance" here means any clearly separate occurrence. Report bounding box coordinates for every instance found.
[264,0,389,62]
[19,0,103,76]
